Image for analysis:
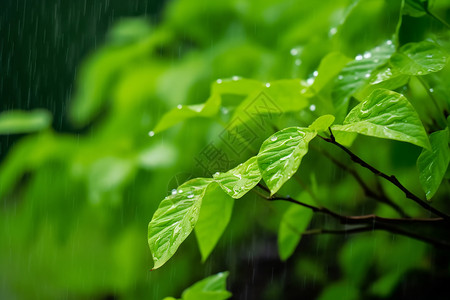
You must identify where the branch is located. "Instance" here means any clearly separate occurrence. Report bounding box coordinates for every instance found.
[320,129,450,221]
[315,146,409,218]
[303,225,450,249]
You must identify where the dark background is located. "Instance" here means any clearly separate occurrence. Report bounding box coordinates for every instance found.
[0,0,166,157]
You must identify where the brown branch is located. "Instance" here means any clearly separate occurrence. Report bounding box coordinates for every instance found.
[319,129,450,221]
[303,225,450,249]
[315,146,409,218]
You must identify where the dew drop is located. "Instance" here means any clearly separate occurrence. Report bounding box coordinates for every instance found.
[214,172,220,176]
[187,194,194,199]
[329,27,337,36]
[295,58,301,66]
[417,71,423,75]
[301,88,308,94]
[216,79,223,84]
[171,189,177,195]
[307,78,314,85]
[221,107,229,114]
[355,54,363,61]
[271,136,278,142]
[364,73,371,78]
[290,48,299,56]
[177,104,183,109]
[148,131,155,137]
[309,104,316,111]
[386,40,393,45]
[178,189,183,193]
[429,88,434,93]
[232,76,239,81]
[363,52,372,59]
[265,82,271,88]
[338,75,344,80]
[313,70,319,77]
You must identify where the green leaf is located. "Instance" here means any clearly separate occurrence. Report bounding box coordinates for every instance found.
[309,115,335,132]
[195,184,234,262]
[153,95,221,133]
[257,127,316,195]
[182,272,232,300]
[278,195,314,261]
[0,109,52,135]
[317,281,360,300]
[213,157,261,199]
[332,89,431,149]
[332,40,396,121]
[309,52,352,94]
[403,0,427,17]
[390,41,448,76]
[148,178,213,269]
[417,128,450,200]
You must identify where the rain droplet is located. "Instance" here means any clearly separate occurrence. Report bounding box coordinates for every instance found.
[265,83,271,87]
[295,59,301,66]
[309,104,316,111]
[221,107,229,114]
[364,73,371,78]
[187,194,194,199]
[271,136,278,142]
[329,27,337,36]
[363,52,372,59]
[232,76,239,81]
[386,40,392,45]
[307,78,314,85]
[216,79,223,84]
[429,88,434,93]
[417,71,423,75]
[290,48,299,56]
[178,189,183,193]
[338,75,344,80]
[301,88,308,94]
[177,104,183,109]
[214,172,220,176]
[313,70,319,77]
[355,54,363,61]
[171,189,177,195]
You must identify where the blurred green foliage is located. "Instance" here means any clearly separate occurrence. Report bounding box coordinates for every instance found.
[1,0,450,299]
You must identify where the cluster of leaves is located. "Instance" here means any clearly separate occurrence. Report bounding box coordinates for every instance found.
[1,0,450,299]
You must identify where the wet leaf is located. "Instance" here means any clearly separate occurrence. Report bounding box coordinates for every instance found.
[309,115,335,132]
[257,127,316,195]
[182,272,232,300]
[148,178,213,269]
[390,41,448,76]
[195,184,234,262]
[153,95,221,133]
[332,89,430,149]
[213,157,261,199]
[417,128,450,200]
[0,109,52,135]
[332,41,396,121]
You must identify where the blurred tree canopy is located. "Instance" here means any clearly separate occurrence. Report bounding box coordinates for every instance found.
[1,0,450,299]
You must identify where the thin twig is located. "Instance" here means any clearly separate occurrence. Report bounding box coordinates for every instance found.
[303,225,450,249]
[319,129,450,220]
[252,184,449,248]
[315,146,409,218]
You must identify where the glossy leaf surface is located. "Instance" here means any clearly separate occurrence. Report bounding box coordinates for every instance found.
[258,127,316,195]
[417,129,450,199]
[332,89,430,149]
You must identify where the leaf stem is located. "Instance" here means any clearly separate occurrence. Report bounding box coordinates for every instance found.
[320,129,450,220]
